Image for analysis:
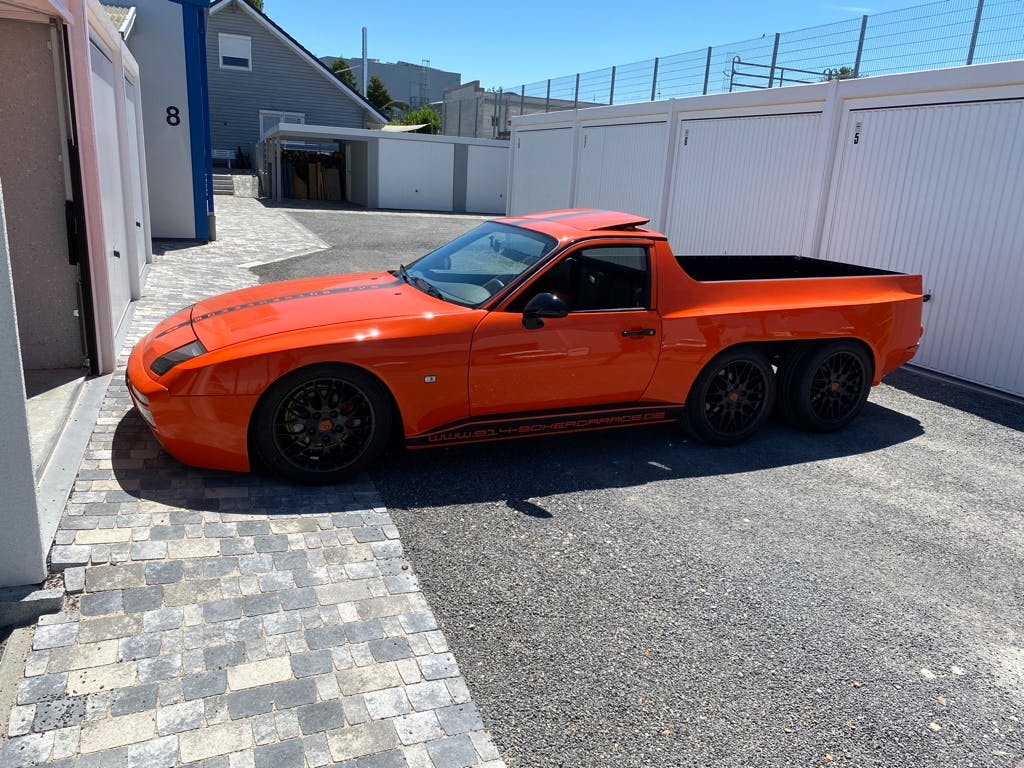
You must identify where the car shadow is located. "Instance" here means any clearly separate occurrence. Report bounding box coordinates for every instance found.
[884,367,1024,432]
[111,400,923,515]
[371,402,923,512]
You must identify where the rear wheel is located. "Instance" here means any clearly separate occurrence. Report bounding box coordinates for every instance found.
[253,364,393,484]
[778,340,873,432]
[685,347,775,445]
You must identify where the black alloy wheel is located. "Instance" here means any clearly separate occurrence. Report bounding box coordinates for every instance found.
[253,364,393,484]
[686,347,775,445]
[778,340,873,432]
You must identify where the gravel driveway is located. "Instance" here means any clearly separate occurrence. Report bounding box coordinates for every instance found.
[253,204,1024,768]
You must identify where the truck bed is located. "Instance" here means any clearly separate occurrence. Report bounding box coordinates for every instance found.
[678,255,899,282]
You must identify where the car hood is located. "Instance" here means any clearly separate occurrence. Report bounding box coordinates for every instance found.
[190,271,468,350]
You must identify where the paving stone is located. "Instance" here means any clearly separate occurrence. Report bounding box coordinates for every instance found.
[178,720,253,763]
[253,535,289,553]
[344,620,385,644]
[79,615,143,643]
[238,554,274,574]
[64,567,86,594]
[254,738,305,768]
[183,669,228,700]
[227,686,275,719]
[316,582,373,606]
[405,681,454,711]
[279,587,317,611]
[17,672,68,705]
[436,704,484,736]
[296,700,344,734]
[418,653,459,681]
[204,641,247,670]
[110,683,160,716]
[257,571,294,592]
[305,625,346,650]
[33,622,79,650]
[369,637,412,662]
[156,698,205,735]
[85,564,147,592]
[290,650,333,678]
[272,551,308,570]
[363,686,412,719]
[221,538,255,556]
[33,696,87,730]
[262,611,301,636]
[0,732,55,768]
[227,657,292,690]
[271,678,317,710]
[47,639,118,673]
[79,711,157,753]
[356,749,410,768]
[143,607,183,633]
[145,561,184,585]
[138,653,181,682]
[241,593,280,616]
[129,540,168,560]
[67,662,138,695]
[164,578,222,607]
[125,734,178,768]
[204,598,244,623]
[337,663,403,696]
[425,734,478,768]
[119,634,163,661]
[327,720,400,763]
[123,586,164,613]
[236,521,269,536]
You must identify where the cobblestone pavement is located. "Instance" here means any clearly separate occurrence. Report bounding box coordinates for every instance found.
[1,197,505,768]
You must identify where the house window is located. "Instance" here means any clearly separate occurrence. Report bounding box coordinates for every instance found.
[260,110,305,139]
[219,33,251,71]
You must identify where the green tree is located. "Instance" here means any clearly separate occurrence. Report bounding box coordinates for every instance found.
[824,66,857,81]
[395,106,441,135]
[366,76,391,112]
[242,0,263,11]
[330,57,358,91]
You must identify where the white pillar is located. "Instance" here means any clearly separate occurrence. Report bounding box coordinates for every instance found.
[0,178,48,587]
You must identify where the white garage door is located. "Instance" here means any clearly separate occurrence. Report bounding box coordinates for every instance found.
[666,113,822,255]
[575,121,668,230]
[465,145,508,214]
[90,40,131,336]
[821,100,1024,396]
[509,128,573,214]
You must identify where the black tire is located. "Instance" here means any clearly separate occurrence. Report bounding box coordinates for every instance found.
[778,340,873,432]
[685,346,775,445]
[252,364,393,484]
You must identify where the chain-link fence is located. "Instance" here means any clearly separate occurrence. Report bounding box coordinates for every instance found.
[441,0,1023,136]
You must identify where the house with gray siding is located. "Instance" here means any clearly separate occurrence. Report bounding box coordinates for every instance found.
[207,0,385,161]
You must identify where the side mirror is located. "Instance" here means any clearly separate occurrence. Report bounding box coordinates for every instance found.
[522,292,569,329]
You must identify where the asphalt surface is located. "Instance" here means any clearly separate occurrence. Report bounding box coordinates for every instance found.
[252,205,1024,767]
[252,202,487,282]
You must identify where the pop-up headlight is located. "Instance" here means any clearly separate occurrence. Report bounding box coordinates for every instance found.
[150,340,207,376]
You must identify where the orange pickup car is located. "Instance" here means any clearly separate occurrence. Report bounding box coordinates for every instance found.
[127,209,923,483]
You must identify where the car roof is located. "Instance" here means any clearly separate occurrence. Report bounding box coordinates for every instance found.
[495,209,659,239]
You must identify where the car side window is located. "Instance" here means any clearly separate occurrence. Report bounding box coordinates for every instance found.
[510,246,651,312]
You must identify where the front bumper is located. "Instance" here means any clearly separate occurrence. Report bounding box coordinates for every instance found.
[126,339,255,473]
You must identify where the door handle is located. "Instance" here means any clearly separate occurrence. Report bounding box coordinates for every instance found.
[621,328,656,338]
[113,250,121,259]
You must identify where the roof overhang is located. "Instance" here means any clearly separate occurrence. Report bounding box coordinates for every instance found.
[263,122,510,148]
[0,0,75,23]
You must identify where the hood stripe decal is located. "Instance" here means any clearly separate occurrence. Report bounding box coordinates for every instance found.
[156,278,403,338]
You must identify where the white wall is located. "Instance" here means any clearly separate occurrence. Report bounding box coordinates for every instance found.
[0,179,47,585]
[124,0,196,238]
[509,61,1024,396]
[377,137,454,212]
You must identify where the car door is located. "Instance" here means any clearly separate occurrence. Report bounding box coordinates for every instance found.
[469,241,661,416]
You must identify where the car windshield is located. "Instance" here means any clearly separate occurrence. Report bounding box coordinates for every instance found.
[402,222,558,307]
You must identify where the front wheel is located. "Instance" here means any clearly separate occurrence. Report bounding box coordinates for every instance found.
[778,340,873,432]
[685,347,775,445]
[252,364,393,484]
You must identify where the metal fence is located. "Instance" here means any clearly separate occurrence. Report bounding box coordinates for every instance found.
[493,0,1024,114]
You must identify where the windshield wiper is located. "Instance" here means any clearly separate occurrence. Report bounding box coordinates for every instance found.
[397,264,411,284]
[410,275,444,300]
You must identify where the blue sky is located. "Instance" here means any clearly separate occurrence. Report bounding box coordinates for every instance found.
[264,0,926,89]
